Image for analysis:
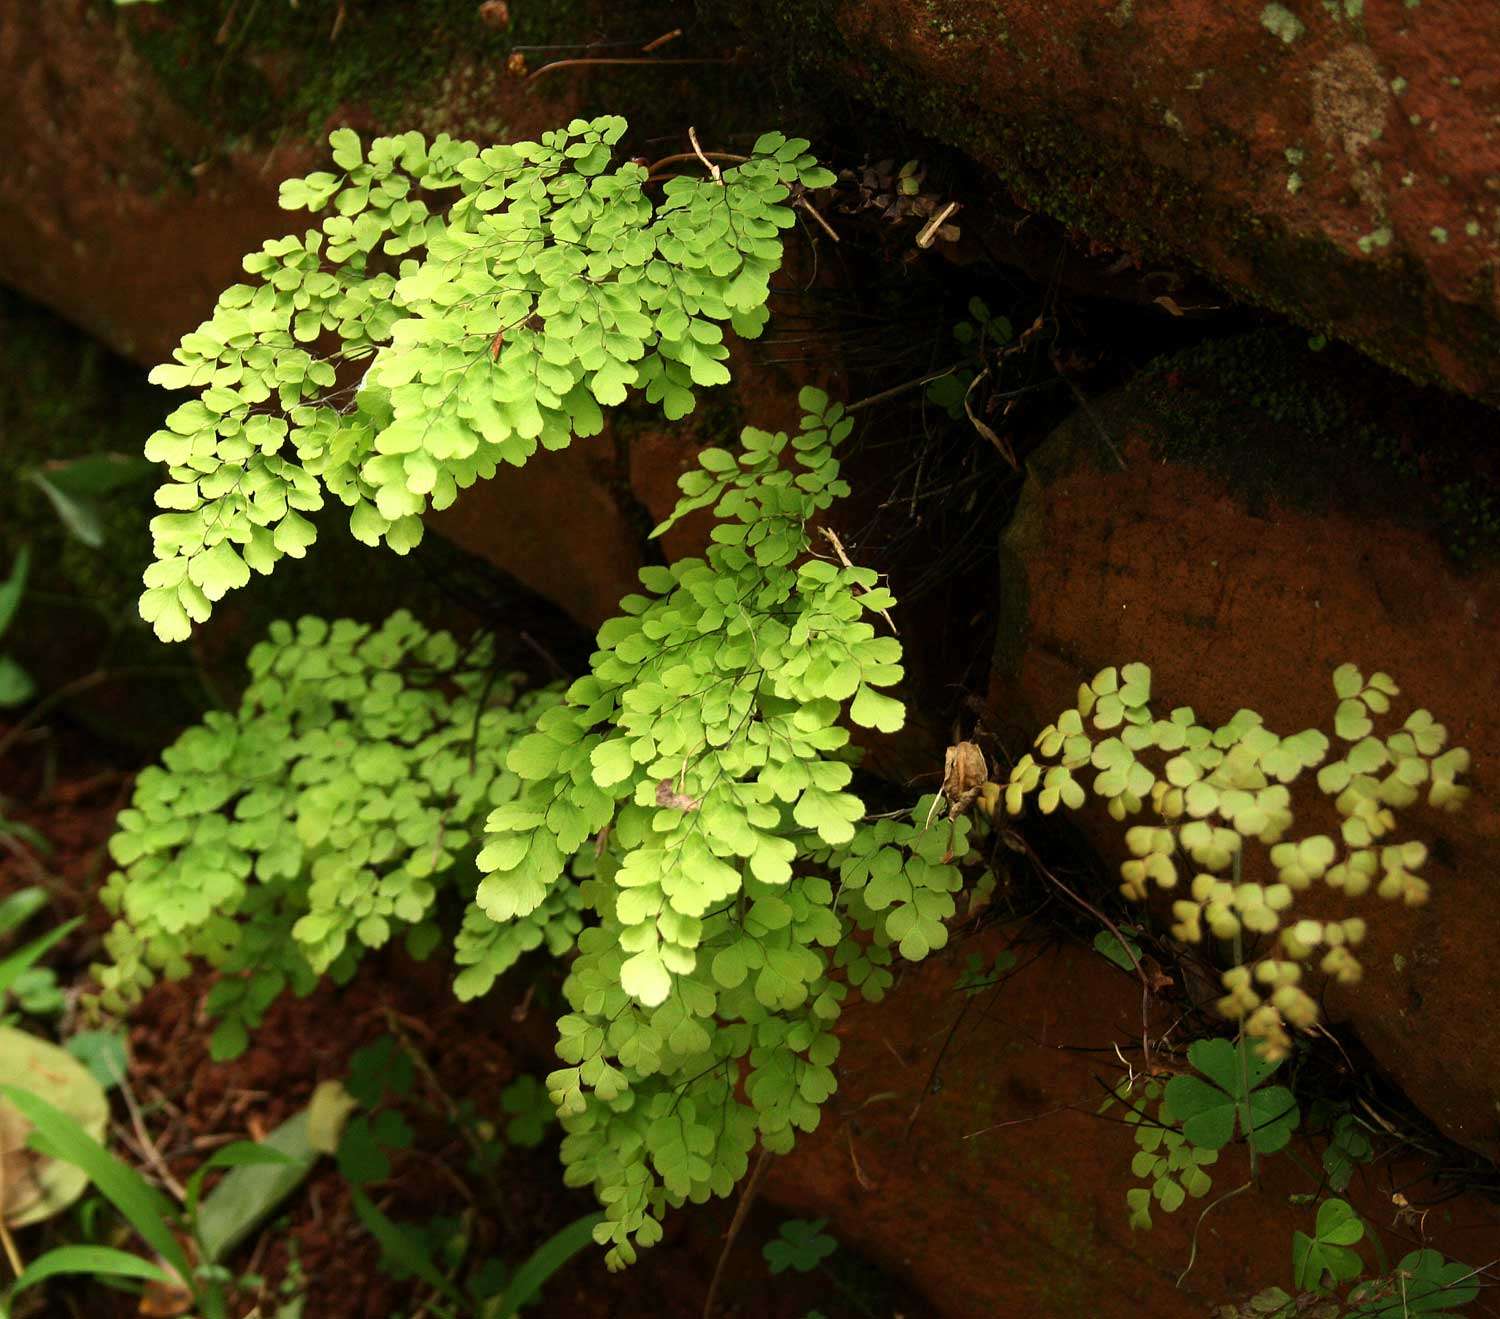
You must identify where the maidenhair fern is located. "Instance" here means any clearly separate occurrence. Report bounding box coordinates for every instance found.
[94,613,584,1058]
[138,117,834,641]
[1005,663,1469,1059]
[1112,1077,1218,1230]
[102,386,978,1266]
[478,389,970,1266]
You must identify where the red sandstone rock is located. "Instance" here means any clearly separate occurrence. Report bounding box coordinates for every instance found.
[712,0,1500,400]
[768,935,1500,1317]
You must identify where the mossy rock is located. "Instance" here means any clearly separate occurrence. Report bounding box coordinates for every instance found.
[120,0,571,143]
[1043,326,1500,558]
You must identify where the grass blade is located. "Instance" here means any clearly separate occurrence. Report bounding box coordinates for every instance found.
[24,473,103,549]
[0,1084,189,1278]
[0,821,50,856]
[195,1111,322,1264]
[350,1188,466,1308]
[34,454,156,499]
[0,919,80,1000]
[0,549,29,639]
[486,1213,604,1318]
[185,1141,296,1228]
[0,889,47,940]
[7,1244,167,1299]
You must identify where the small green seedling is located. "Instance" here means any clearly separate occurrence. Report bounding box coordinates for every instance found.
[764,1218,837,1275]
[1292,1198,1365,1291]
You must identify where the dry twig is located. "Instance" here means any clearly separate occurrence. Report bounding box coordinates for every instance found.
[962,368,1018,470]
[524,56,737,86]
[115,1064,188,1203]
[1006,829,1157,1073]
[846,1124,876,1190]
[798,198,840,242]
[818,527,898,635]
[641,28,682,53]
[702,1147,774,1318]
[0,1149,24,1277]
[646,149,747,176]
[687,126,723,185]
[915,200,960,249]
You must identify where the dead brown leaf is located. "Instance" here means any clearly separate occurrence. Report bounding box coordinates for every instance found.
[1141,955,1174,995]
[478,0,510,28]
[656,780,701,812]
[942,742,989,820]
[139,1271,195,1318]
[1,1102,43,1224]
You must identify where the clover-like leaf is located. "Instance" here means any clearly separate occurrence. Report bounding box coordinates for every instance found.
[1334,699,1373,741]
[764,1218,837,1274]
[1164,1037,1299,1153]
[1292,1197,1365,1291]
[1119,662,1151,708]
[1321,1112,1372,1192]
[1402,709,1447,757]
[1347,1249,1479,1317]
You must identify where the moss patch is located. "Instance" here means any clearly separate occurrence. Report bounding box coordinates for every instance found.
[120,0,585,141]
[117,0,774,203]
[1118,327,1500,559]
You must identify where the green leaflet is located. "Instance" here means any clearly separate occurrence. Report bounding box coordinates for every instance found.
[1347,1248,1479,1317]
[763,1218,838,1274]
[1291,1198,1365,1291]
[0,548,35,708]
[925,296,1014,420]
[137,118,837,640]
[1320,1110,1373,1192]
